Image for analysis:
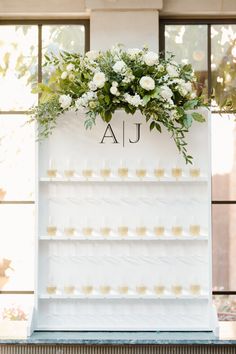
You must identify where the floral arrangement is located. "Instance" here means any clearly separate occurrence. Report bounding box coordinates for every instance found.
[33,46,206,163]
[2,306,27,321]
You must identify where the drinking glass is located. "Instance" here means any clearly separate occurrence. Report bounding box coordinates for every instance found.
[47,159,57,178]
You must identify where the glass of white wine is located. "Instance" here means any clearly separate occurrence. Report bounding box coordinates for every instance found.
[189,284,201,295]
[64,217,76,237]
[189,224,200,237]
[47,216,57,237]
[64,285,75,295]
[136,285,147,295]
[118,285,129,295]
[82,160,93,180]
[118,160,128,179]
[118,226,129,237]
[171,284,183,296]
[99,285,111,295]
[172,166,182,180]
[136,226,147,237]
[136,159,146,180]
[81,285,93,295]
[153,216,165,237]
[100,160,111,180]
[154,285,165,295]
[171,216,183,237]
[154,161,165,180]
[64,159,75,179]
[47,159,57,178]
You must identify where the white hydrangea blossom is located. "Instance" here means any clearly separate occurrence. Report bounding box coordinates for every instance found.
[126,48,141,59]
[59,94,72,109]
[124,93,144,107]
[86,50,99,61]
[113,60,126,74]
[160,85,173,104]
[92,72,106,88]
[75,92,97,110]
[166,64,179,78]
[143,51,159,66]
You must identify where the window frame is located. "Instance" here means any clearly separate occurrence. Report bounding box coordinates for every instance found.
[0,19,90,295]
[159,18,236,296]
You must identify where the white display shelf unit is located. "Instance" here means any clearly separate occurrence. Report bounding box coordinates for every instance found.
[32,109,218,334]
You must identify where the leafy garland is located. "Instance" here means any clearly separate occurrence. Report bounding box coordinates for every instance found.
[33,46,206,164]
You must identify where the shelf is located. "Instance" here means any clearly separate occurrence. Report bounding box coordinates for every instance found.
[39,176,208,183]
[39,293,209,300]
[40,235,208,241]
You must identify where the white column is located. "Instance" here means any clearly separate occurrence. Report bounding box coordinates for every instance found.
[86,0,163,51]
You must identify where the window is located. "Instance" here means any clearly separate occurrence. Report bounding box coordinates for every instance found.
[160,19,236,319]
[0,20,89,319]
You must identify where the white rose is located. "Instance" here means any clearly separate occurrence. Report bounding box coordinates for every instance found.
[66,63,75,72]
[61,71,68,80]
[143,51,159,66]
[112,81,118,87]
[140,76,155,91]
[166,64,179,77]
[86,50,99,61]
[113,60,126,73]
[110,86,120,96]
[59,94,72,109]
[127,48,141,59]
[92,72,106,88]
[160,85,173,104]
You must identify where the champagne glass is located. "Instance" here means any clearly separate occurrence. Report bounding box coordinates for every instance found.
[100,217,111,237]
[64,158,75,179]
[154,284,165,295]
[189,216,201,237]
[100,160,111,180]
[171,281,183,296]
[47,159,57,178]
[189,161,201,179]
[154,160,165,180]
[99,284,111,295]
[171,161,182,180]
[171,216,182,237]
[136,159,146,180]
[117,216,128,237]
[82,160,93,180]
[136,284,147,295]
[118,159,128,179]
[189,284,201,295]
[82,217,93,237]
[47,215,57,237]
[153,216,165,237]
[64,217,76,237]
[136,224,147,237]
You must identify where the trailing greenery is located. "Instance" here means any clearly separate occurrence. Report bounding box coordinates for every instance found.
[32,45,206,164]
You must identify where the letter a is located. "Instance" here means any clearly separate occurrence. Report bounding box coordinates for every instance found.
[100,124,119,144]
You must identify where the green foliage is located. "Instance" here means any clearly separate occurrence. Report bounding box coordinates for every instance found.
[32,46,206,164]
